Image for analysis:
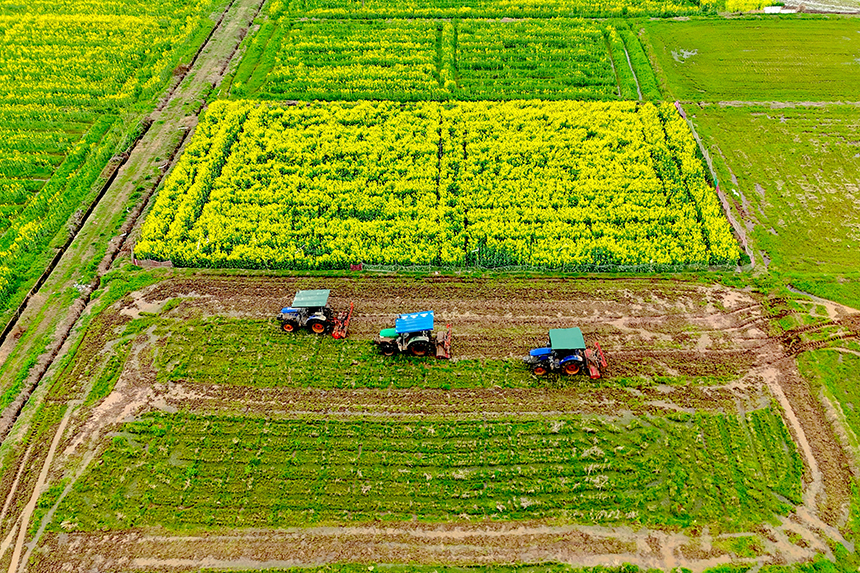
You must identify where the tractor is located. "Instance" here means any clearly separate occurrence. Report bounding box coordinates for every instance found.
[524,327,607,378]
[377,310,451,359]
[278,289,353,338]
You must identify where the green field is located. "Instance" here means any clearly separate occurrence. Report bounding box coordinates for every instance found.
[690,104,860,299]
[54,408,801,531]
[799,345,860,460]
[233,19,634,102]
[643,18,860,101]
[268,0,709,18]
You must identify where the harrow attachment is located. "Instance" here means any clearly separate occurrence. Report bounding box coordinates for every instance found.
[331,302,354,339]
[584,342,608,379]
[435,325,452,359]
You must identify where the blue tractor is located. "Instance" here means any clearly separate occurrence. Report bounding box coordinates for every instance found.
[377,310,451,358]
[524,327,607,378]
[278,289,353,338]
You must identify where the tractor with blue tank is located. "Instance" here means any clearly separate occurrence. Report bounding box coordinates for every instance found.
[377,310,451,358]
[524,327,607,378]
[278,289,353,338]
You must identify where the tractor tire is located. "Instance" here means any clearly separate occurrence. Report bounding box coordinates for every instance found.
[281,321,299,333]
[408,341,432,357]
[531,364,548,376]
[563,362,581,376]
[307,320,329,335]
[379,342,398,356]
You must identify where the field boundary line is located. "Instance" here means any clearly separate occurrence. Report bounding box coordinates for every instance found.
[622,40,642,100]
[0,121,147,352]
[0,0,238,354]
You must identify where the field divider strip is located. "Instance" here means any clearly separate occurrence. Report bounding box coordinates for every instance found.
[622,41,642,100]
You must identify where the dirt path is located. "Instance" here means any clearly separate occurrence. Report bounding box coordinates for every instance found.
[34,520,823,573]
[0,0,267,570]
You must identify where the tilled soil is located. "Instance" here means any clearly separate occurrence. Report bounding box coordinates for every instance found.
[135,275,775,366]
[27,273,860,571]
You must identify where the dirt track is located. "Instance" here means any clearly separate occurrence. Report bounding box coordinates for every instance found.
[20,273,858,571]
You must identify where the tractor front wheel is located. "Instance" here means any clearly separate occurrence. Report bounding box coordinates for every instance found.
[308,320,328,334]
[379,342,397,356]
[408,341,432,357]
[563,362,581,376]
[531,364,548,376]
[281,321,298,333]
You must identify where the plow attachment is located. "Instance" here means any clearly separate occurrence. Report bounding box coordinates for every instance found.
[331,302,354,339]
[435,325,452,359]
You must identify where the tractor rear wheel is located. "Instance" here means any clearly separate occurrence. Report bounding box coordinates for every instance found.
[531,364,548,376]
[281,321,298,333]
[563,362,581,376]
[408,341,432,357]
[308,320,328,334]
[379,342,397,356]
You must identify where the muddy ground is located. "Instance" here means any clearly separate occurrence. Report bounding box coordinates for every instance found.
[19,273,858,572]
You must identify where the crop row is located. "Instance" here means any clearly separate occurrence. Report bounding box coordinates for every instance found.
[54,408,800,531]
[266,0,713,19]
[135,100,740,270]
[0,2,223,313]
[234,18,655,102]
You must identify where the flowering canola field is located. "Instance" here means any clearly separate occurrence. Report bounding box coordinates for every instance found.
[136,100,739,270]
[0,0,221,310]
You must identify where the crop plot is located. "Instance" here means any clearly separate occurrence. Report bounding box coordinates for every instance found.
[235,19,624,102]
[642,18,860,101]
[690,104,860,282]
[0,1,223,312]
[135,100,739,269]
[53,409,801,531]
[19,274,857,569]
[454,20,617,100]
[269,0,707,18]
[235,20,445,101]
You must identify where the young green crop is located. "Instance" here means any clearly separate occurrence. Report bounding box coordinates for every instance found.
[235,19,632,102]
[54,408,800,531]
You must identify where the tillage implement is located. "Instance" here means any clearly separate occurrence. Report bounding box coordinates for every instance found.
[377,310,452,359]
[524,327,607,378]
[278,289,353,338]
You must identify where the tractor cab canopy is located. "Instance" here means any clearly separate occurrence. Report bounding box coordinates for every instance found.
[549,327,586,351]
[395,311,434,334]
[291,289,330,308]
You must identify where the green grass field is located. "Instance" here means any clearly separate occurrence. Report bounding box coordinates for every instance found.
[798,346,860,459]
[53,408,801,531]
[690,104,860,300]
[643,18,860,101]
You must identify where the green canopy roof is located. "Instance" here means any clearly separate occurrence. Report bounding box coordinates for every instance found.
[291,289,330,308]
[549,327,585,350]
